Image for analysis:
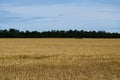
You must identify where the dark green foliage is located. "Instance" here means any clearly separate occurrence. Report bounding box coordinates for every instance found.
[0,28,120,38]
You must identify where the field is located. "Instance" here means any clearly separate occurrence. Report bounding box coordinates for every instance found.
[0,38,120,80]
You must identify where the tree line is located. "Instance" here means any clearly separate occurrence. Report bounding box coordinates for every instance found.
[0,28,120,38]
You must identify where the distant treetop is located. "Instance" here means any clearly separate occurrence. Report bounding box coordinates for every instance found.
[0,28,120,38]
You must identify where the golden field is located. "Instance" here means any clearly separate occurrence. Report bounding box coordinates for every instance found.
[0,38,120,80]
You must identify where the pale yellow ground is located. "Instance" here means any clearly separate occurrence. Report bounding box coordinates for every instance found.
[0,38,120,80]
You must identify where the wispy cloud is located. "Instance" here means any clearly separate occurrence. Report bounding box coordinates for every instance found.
[0,0,120,7]
[0,10,14,16]
[20,17,46,22]
[0,17,21,23]
[0,16,48,23]
[0,0,120,32]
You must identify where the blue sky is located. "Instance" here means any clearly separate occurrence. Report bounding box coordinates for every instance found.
[0,0,120,32]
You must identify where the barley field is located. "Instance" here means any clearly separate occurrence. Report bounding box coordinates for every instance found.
[0,38,120,80]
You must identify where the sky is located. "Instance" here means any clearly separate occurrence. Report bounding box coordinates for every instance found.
[0,0,120,32]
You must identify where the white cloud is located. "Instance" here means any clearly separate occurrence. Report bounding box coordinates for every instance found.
[0,3,120,32]
[3,4,120,20]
